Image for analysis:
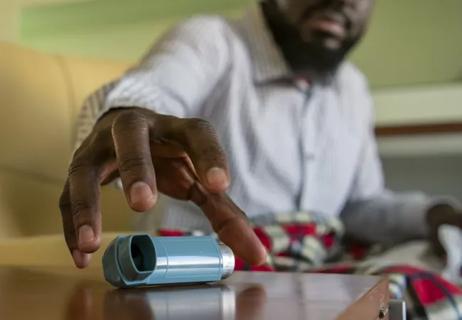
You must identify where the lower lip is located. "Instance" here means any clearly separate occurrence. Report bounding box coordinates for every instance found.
[303,18,346,38]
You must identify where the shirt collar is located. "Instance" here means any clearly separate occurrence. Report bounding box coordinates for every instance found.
[237,4,292,84]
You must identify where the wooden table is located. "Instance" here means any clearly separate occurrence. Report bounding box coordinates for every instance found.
[0,267,389,320]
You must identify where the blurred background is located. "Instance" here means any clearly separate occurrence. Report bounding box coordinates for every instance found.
[0,0,461,239]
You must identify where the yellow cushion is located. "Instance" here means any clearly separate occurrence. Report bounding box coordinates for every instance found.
[0,43,72,182]
[60,55,128,120]
[0,169,62,238]
[0,42,134,237]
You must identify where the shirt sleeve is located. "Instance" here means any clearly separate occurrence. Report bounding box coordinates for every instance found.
[74,17,231,149]
[339,91,433,245]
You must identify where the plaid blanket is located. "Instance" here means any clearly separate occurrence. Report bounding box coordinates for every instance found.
[158,212,462,320]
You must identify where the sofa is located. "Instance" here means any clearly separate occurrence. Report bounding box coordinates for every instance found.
[0,42,137,266]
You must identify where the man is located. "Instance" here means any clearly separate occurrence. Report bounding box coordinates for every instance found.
[59,0,461,269]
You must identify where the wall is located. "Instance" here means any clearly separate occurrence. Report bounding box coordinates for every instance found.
[0,0,80,42]
[18,0,249,62]
[16,0,462,88]
[383,155,462,203]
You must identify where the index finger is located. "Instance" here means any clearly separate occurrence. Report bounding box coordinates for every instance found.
[189,182,267,266]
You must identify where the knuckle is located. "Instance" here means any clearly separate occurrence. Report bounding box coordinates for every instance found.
[201,144,226,162]
[184,118,215,134]
[70,199,94,218]
[68,160,93,178]
[73,132,111,167]
[90,128,112,147]
[71,144,86,161]
[181,119,226,158]
[69,144,97,174]
[118,155,150,174]
[113,110,147,132]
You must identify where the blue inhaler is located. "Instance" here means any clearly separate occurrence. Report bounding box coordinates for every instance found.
[102,234,235,288]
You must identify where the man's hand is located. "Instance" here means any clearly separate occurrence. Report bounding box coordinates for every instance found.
[59,107,267,268]
[427,203,462,257]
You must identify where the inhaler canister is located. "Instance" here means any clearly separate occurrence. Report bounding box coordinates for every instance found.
[102,234,235,288]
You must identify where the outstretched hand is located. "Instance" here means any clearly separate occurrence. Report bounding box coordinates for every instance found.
[59,107,267,268]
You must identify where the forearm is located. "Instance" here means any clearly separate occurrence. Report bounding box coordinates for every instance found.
[340,190,432,245]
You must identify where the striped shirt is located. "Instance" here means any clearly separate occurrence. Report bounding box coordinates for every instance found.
[76,5,434,244]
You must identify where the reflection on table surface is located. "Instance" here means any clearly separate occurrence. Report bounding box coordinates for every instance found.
[0,267,385,320]
[84,283,264,320]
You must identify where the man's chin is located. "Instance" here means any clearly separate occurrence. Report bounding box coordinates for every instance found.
[296,35,357,80]
[320,37,344,51]
[302,33,344,51]
[291,44,347,82]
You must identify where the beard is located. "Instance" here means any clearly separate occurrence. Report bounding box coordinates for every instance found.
[261,1,360,84]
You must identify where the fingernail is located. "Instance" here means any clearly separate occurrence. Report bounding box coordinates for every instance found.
[130,181,155,206]
[206,167,229,189]
[72,250,91,269]
[78,225,95,249]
